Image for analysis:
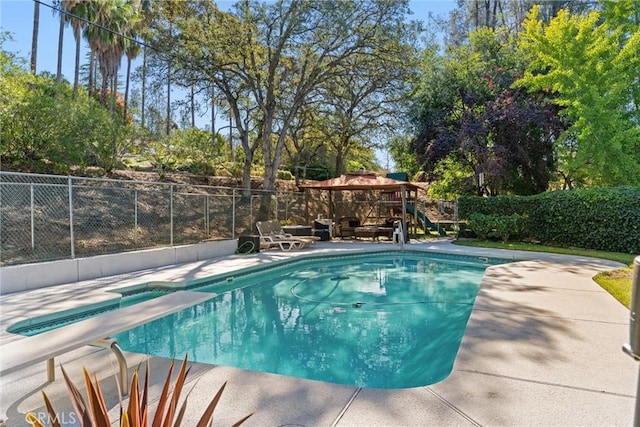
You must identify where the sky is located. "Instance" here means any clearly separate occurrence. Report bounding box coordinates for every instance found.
[0,0,457,170]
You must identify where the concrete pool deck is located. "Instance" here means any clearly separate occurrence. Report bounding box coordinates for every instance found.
[0,239,637,426]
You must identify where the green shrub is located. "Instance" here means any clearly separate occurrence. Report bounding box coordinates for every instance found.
[277,169,294,180]
[459,187,640,253]
[287,164,332,181]
[467,213,525,242]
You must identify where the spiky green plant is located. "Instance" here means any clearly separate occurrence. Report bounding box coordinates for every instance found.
[26,354,253,427]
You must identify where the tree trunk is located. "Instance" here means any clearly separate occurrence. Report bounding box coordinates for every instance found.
[241,121,253,192]
[73,34,80,96]
[166,24,172,136]
[124,57,132,122]
[166,64,171,135]
[111,73,118,116]
[474,0,479,28]
[56,11,64,84]
[210,86,216,149]
[334,146,345,177]
[242,156,252,190]
[31,2,39,75]
[100,68,108,106]
[190,84,195,127]
[484,0,491,27]
[141,47,146,128]
[88,49,96,96]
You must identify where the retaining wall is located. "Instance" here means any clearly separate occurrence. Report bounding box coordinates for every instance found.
[0,239,237,295]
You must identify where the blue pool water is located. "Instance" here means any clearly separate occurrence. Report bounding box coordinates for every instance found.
[113,252,499,389]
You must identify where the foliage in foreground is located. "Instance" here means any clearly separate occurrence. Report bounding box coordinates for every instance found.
[26,354,252,427]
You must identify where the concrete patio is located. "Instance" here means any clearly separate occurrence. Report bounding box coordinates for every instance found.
[0,239,637,426]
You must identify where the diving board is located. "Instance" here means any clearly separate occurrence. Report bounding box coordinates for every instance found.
[1,291,214,395]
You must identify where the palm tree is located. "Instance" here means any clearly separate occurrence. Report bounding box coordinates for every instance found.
[123,0,150,121]
[84,0,131,106]
[31,0,39,75]
[62,0,89,96]
[54,0,65,84]
[123,41,140,121]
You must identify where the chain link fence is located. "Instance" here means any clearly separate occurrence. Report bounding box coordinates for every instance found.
[0,172,305,266]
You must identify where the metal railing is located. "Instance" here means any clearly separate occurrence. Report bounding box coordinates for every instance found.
[0,171,306,266]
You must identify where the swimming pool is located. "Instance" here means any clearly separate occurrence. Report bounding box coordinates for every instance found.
[113,251,503,389]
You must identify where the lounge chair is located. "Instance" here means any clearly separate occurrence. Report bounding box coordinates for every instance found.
[270,220,320,242]
[255,220,315,251]
[259,235,306,251]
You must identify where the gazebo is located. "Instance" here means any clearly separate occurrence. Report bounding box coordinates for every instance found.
[297,172,421,241]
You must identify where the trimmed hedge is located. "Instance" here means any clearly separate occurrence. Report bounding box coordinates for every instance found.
[459,187,640,254]
[467,213,526,242]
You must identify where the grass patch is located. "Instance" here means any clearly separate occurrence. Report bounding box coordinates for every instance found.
[594,268,633,308]
[453,239,635,264]
[453,239,635,308]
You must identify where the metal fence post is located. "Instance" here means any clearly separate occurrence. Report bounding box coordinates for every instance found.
[170,184,174,246]
[276,192,280,221]
[232,189,236,239]
[30,184,35,250]
[205,194,210,237]
[134,189,138,246]
[250,194,254,228]
[68,178,75,259]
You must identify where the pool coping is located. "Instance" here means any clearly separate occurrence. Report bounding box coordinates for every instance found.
[0,239,637,426]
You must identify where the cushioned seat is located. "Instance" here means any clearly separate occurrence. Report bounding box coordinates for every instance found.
[336,217,360,239]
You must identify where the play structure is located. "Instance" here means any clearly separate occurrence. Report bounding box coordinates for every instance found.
[405,203,446,237]
[298,171,447,239]
[357,172,446,237]
[372,173,446,237]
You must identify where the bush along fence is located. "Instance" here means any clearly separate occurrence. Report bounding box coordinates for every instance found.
[0,171,306,266]
[458,187,640,254]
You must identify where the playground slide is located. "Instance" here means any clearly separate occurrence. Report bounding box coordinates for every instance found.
[405,204,447,237]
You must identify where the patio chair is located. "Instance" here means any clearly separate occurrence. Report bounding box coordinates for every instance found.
[270,220,320,242]
[335,216,360,239]
[255,220,312,251]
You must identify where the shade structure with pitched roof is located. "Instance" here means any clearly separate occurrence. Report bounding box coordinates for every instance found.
[297,172,418,191]
[298,172,418,241]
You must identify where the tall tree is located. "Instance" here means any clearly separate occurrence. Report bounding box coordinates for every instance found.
[317,49,415,177]
[122,0,149,122]
[444,0,599,46]
[169,0,417,191]
[142,1,181,136]
[55,0,65,84]
[410,27,565,196]
[123,40,140,121]
[62,0,89,96]
[30,0,39,75]
[517,4,640,187]
[84,0,132,106]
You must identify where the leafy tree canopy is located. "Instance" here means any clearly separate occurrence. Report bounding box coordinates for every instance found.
[410,26,565,197]
[516,3,640,187]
